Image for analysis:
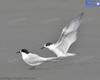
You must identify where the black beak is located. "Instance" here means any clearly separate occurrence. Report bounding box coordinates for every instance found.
[16,51,20,54]
[40,47,45,50]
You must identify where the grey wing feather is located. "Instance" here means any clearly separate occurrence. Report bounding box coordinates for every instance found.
[56,12,84,44]
[25,54,45,64]
[25,54,58,64]
[57,31,77,54]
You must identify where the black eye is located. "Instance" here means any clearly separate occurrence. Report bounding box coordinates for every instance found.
[46,44,49,46]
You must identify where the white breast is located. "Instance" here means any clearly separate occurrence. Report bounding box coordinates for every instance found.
[21,52,28,60]
[21,52,43,66]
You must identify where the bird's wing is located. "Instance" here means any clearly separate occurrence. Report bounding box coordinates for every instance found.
[25,54,58,64]
[56,31,77,54]
[25,54,45,64]
[56,12,84,44]
[28,53,41,59]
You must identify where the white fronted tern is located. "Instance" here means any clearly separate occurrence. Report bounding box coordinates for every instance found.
[40,12,84,59]
[16,49,59,70]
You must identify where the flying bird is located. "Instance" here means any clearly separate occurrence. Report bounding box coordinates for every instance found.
[40,12,84,58]
[16,49,59,70]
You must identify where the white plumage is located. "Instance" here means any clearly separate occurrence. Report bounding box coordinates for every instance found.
[17,49,58,69]
[41,12,84,58]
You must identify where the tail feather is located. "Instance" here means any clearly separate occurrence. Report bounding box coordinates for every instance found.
[44,57,59,62]
[66,53,76,56]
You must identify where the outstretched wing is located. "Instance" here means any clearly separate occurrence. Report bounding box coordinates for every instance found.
[56,31,77,54]
[56,12,84,44]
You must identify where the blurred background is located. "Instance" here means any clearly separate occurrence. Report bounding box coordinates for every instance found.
[0,0,100,80]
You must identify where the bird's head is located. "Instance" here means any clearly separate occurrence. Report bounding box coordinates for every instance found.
[16,49,29,54]
[40,42,53,50]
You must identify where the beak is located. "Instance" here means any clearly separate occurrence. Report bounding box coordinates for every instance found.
[40,46,45,50]
[16,51,20,54]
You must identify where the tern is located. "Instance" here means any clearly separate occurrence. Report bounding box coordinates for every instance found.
[40,12,84,58]
[16,49,59,70]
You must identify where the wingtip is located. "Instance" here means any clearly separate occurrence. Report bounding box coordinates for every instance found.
[80,12,84,16]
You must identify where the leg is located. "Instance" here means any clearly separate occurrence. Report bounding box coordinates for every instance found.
[53,57,61,63]
[29,66,35,70]
[53,60,58,63]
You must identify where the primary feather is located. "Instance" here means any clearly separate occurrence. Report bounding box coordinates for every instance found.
[57,12,84,43]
